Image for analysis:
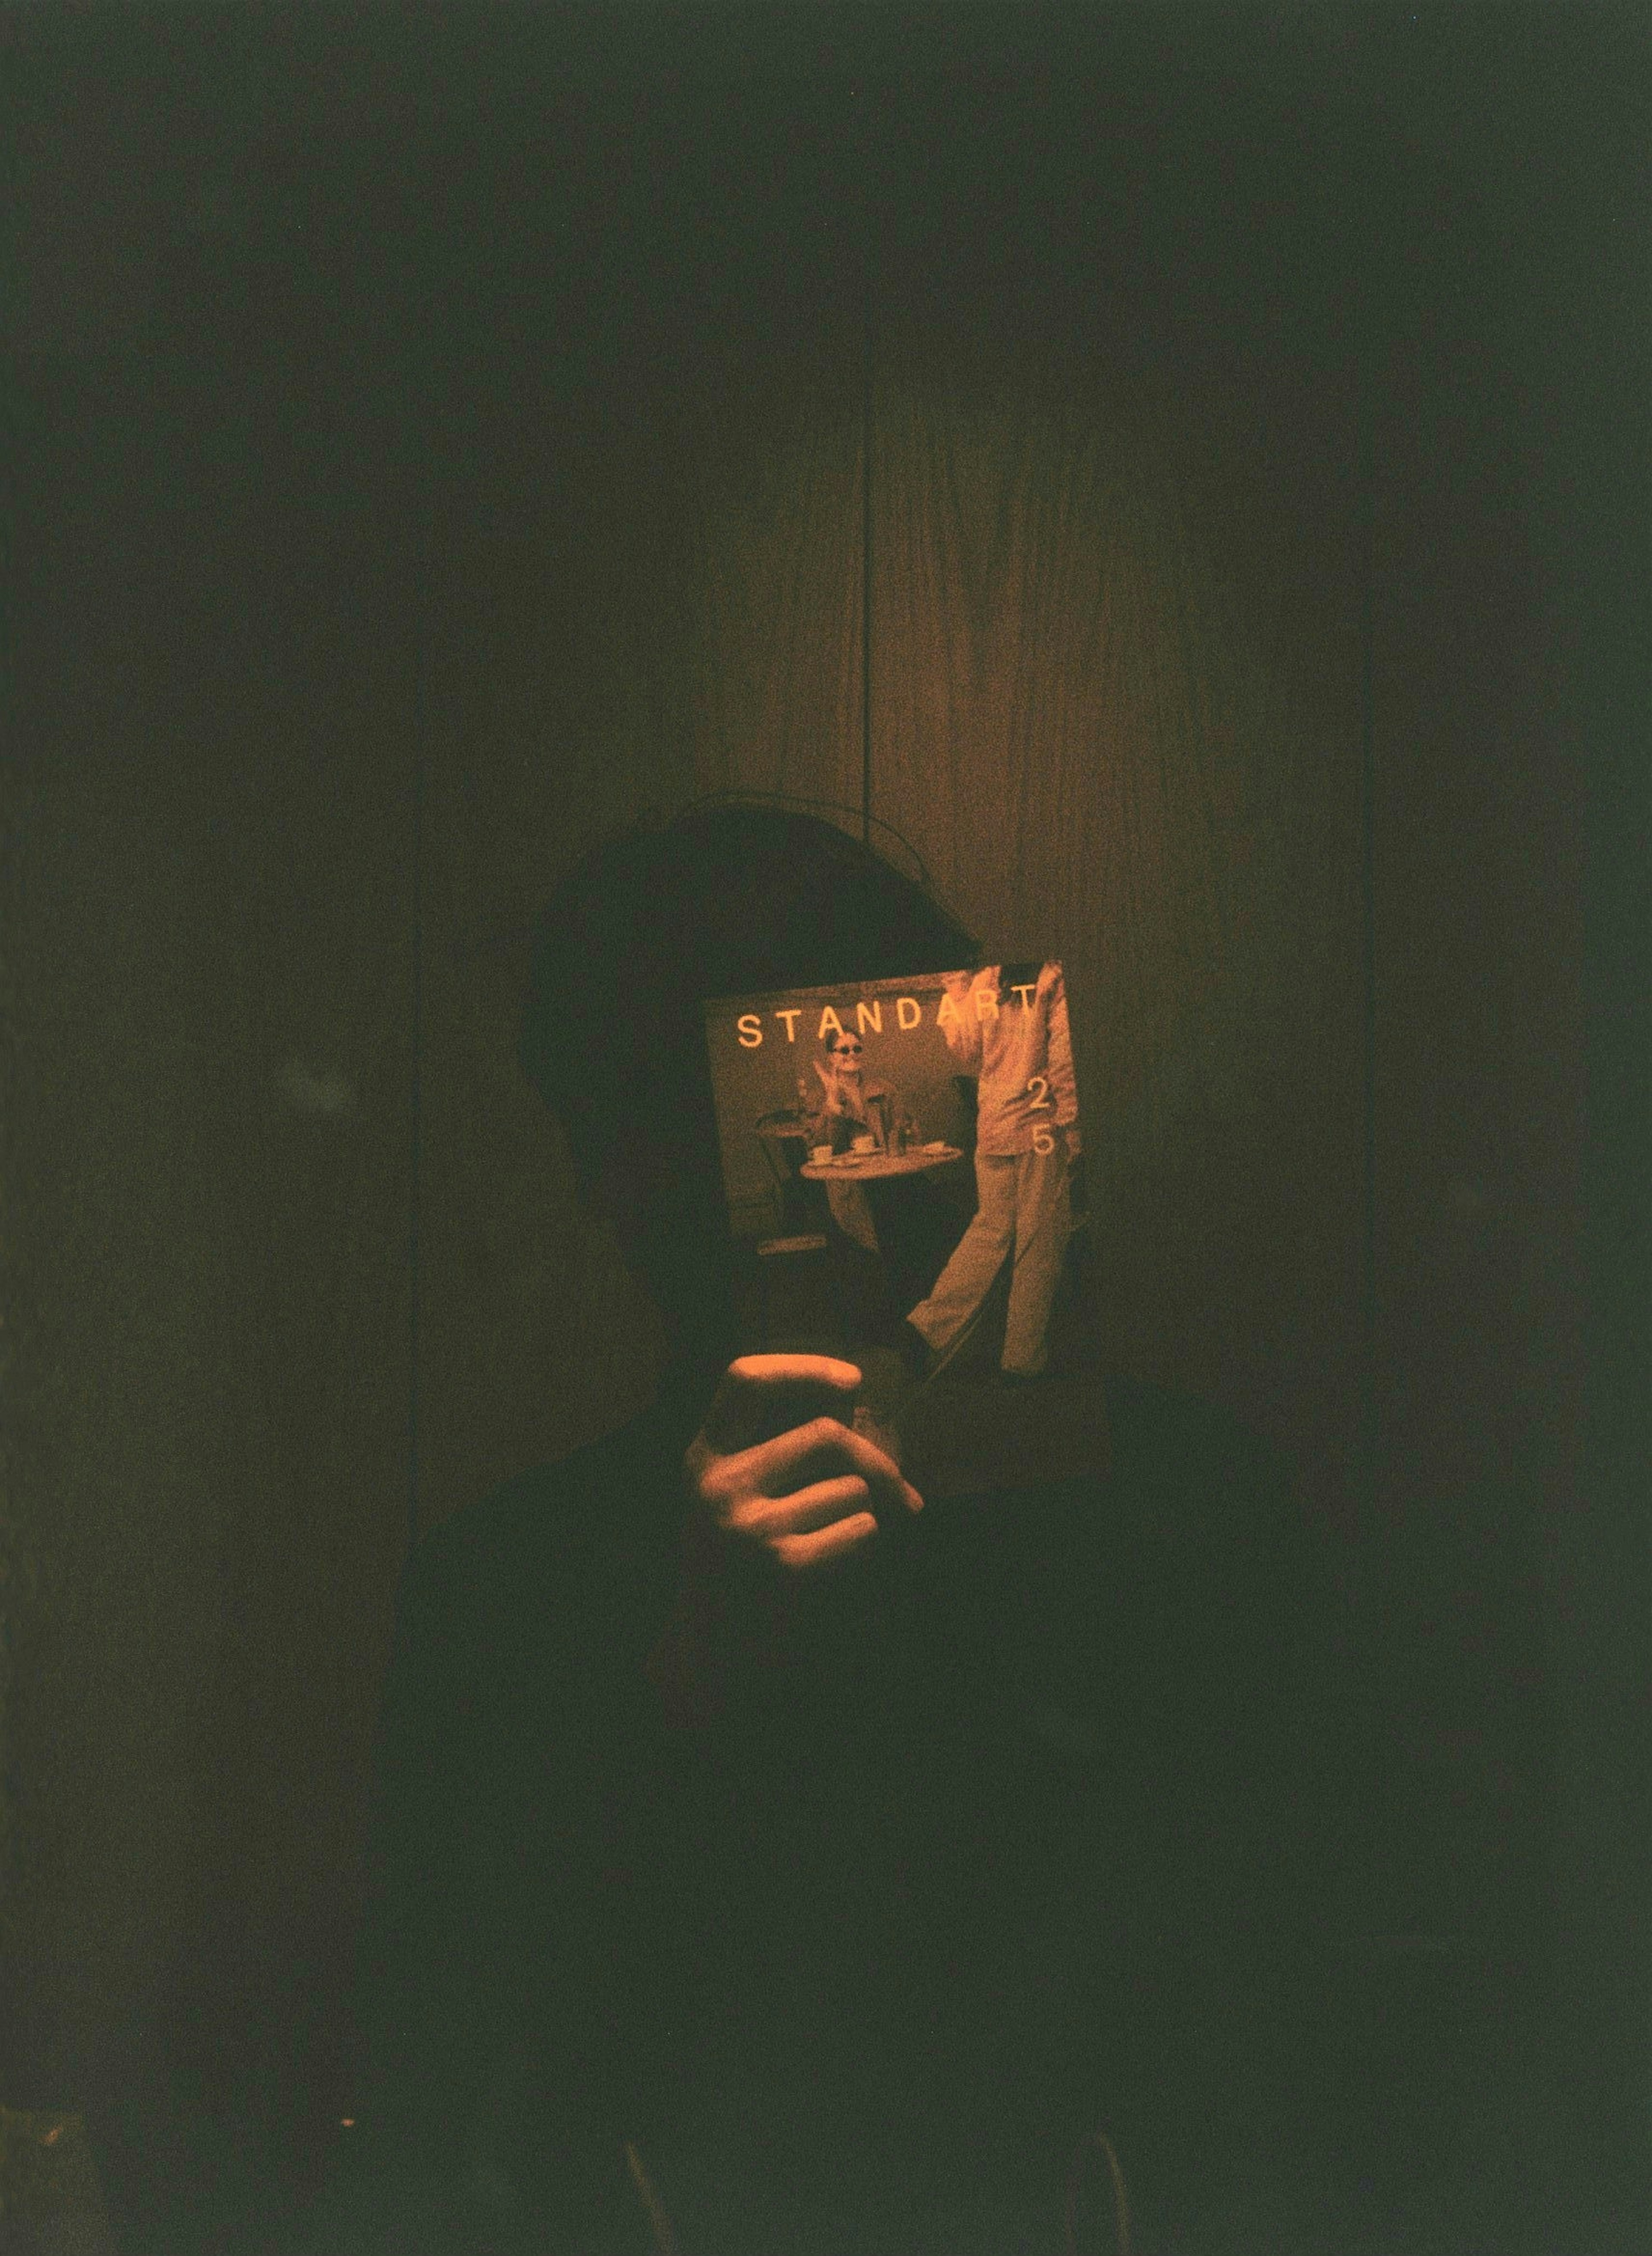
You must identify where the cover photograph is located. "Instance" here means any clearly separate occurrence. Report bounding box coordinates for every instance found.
[702,962,1104,1495]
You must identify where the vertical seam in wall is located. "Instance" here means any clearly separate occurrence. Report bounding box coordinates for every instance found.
[407,659,427,1561]
[1359,328,1379,1541]
[862,278,874,845]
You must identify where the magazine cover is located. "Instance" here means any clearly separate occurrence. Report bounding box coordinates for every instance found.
[702,963,1105,1496]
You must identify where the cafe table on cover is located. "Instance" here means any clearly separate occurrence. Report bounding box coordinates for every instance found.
[800,1145,964,1182]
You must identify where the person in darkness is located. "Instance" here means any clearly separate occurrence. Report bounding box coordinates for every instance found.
[320,802,1345,2256]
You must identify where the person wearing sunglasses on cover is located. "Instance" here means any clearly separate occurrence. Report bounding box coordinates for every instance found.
[804,1026,894,1254]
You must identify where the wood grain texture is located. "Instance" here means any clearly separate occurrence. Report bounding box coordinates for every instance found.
[681,336,869,818]
[395,33,1375,1553]
[4,279,418,2245]
[3,11,1626,2247]
[661,287,1368,1517]
[1353,160,1589,1951]
[411,310,877,1525]
[412,375,701,1528]
[410,287,1366,1535]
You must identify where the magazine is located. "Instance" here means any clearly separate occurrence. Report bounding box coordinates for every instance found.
[702,963,1104,1496]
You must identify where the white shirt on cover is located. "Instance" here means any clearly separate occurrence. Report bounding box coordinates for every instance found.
[939,963,1078,1157]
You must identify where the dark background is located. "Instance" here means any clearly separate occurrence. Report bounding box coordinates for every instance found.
[3,4,1646,2249]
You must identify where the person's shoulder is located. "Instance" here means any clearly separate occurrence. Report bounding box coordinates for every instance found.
[1092,1372,1337,1675]
[1010,1369,1305,1597]
[975,1368,1288,1505]
[367,1413,687,1854]
[434,1409,675,1545]
[1102,1371,1291,1507]
[403,1408,682,1663]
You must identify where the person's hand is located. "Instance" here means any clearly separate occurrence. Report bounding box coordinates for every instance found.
[690,1354,922,1571]
[649,1355,923,1724]
[811,1058,848,1113]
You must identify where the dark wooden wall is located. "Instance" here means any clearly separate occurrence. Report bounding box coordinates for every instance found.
[3,7,1644,2249]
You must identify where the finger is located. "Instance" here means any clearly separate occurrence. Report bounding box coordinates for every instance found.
[771,1513,879,1574]
[726,1353,863,1390]
[738,1416,922,1519]
[700,1356,861,1456]
[728,1473,873,1542]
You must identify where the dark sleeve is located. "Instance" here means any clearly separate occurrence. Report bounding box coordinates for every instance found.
[351,1522,496,2134]
[316,1470,676,2254]
[317,1519,524,2251]
[1060,1384,1361,2256]
[1046,1377,1354,1931]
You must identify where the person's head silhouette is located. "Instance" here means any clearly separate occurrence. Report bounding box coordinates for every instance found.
[522,801,973,1372]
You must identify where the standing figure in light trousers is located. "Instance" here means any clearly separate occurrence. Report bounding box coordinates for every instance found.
[906,960,1080,1378]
